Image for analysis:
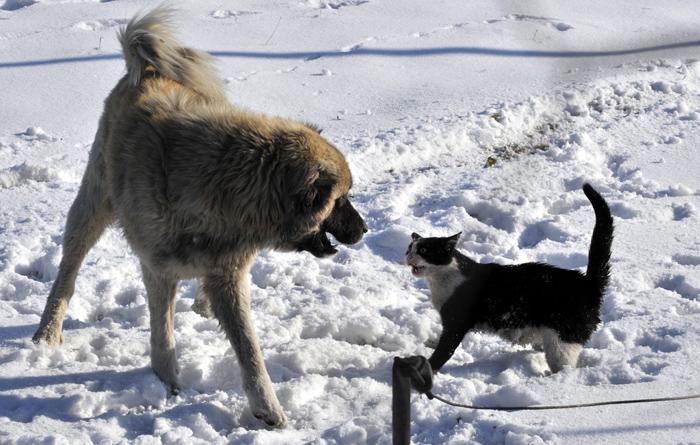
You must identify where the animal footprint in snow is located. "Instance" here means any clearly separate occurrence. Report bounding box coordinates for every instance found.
[485,14,573,32]
[72,19,126,31]
[458,197,516,233]
[14,246,60,283]
[518,221,570,248]
[209,10,260,20]
[635,328,682,353]
[672,203,694,221]
[340,36,375,53]
[629,355,669,376]
[657,274,700,300]
[609,202,640,220]
[672,254,700,267]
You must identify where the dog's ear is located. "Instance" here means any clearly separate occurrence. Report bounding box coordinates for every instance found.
[299,170,335,214]
[411,232,422,241]
[304,122,323,134]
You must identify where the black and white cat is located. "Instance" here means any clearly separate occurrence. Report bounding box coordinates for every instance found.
[405,184,613,373]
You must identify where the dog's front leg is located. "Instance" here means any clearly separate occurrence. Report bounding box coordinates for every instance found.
[204,259,287,428]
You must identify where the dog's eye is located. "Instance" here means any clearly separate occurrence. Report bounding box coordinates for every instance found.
[336,196,347,206]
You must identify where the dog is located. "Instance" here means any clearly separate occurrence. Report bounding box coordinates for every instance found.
[32,6,367,427]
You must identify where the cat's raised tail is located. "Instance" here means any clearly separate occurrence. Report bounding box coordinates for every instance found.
[582,183,614,295]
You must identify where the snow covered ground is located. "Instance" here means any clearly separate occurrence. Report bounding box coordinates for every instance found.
[1,1,700,443]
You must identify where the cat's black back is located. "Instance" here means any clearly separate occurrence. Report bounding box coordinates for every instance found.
[452,251,600,344]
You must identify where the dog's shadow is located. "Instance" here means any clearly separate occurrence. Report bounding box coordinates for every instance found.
[0,323,36,340]
[0,320,91,342]
[0,367,241,435]
[0,368,154,424]
[0,367,153,393]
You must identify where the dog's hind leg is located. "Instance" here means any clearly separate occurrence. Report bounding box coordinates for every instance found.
[33,121,113,346]
[204,258,287,428]
[141,263,180,394]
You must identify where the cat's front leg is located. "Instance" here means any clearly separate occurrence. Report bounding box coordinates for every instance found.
[428,328,467,372]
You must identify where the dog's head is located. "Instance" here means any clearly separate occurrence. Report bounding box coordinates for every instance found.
[287,127,367,257]
[321,194,367,245]
[296,192,367,257]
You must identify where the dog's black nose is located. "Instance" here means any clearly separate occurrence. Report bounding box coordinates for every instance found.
[362,220,368,233]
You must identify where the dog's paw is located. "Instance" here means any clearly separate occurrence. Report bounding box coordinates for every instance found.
[155,373,182,396]
[167,382,182,397]
[191,297,214,319]
[151,360,181,395]
[32,325,64,346]
[246,377,287,428]
[253,403,287,428]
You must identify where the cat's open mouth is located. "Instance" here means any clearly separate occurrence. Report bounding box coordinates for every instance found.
[405,257,425,276]
[410,265,425,276]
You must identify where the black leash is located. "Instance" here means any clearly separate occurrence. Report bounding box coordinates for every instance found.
[392,356,700,445]
[428,391,700,412]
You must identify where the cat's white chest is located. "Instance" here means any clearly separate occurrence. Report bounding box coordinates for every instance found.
[426,263,465,310]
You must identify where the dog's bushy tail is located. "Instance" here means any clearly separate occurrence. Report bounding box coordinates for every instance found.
[118,5,223,97]
[583,183,613,296]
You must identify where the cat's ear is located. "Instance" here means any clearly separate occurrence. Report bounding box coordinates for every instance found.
[445,232,461,252]
[411,232,423,241]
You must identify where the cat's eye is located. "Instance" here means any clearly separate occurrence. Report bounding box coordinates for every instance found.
[419,247,426,254]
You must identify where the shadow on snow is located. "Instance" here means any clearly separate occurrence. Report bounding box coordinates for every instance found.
[2,40,700,68]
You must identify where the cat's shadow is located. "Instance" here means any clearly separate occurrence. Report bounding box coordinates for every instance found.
[441,349,551,380]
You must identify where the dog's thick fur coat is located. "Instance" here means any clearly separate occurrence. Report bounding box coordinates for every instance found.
[32,6,366,427]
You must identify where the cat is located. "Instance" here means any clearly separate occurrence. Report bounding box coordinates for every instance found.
[405,183,613,373]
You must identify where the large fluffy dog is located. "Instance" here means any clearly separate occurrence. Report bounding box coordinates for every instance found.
[32,6,366,427]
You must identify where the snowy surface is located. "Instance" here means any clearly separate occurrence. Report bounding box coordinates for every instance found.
[2,1,700,444]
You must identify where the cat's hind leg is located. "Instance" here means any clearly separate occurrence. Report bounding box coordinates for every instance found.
[542,329,582,373]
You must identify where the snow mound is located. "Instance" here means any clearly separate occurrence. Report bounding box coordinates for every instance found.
[0,163,59,188]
